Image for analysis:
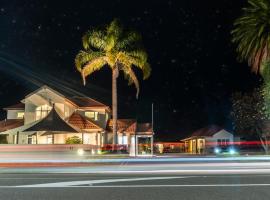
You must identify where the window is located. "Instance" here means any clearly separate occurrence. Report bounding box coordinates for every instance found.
[217,139,230,146]
[17,112,24,119]
[47,135,53,144]
[105,112,109,122]
[85,111,98,121]
[118,135,128,145]
[36,104,52,120]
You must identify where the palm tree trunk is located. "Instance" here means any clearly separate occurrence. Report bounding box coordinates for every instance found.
[112,67,119,148]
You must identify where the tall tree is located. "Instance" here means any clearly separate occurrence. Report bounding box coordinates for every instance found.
[75,19,151,146]
[231,88,270,153]
[231,0,270,75]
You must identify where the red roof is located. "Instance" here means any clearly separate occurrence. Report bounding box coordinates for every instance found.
[191,125,223,137]
[107,119,136,132]
[107,119,153,134]
[136,123,153,133]
[0,119,24,132]
[68,113,102,130]
[68,97,107,108]
[3,103,24,110]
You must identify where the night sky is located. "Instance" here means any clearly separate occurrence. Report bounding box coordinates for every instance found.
[0,0,262,141]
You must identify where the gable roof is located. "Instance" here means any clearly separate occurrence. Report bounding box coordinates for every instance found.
[24,85,65,100]
[0,119,24,132]
[23,106,78,132]
[68,96,107,108]
[191,125,223,137]
[3,103,25,110]
[136,123,153,133]
[106,119,153,134]
[68,113,102,130]
[106,119,136,132]
[22,85,108,109]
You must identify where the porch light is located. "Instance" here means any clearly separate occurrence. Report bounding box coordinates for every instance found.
[214,147,220,154]
[229,148,236,155]
[77,148,84,156]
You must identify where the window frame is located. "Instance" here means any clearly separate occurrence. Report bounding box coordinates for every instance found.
[85,111,99,121]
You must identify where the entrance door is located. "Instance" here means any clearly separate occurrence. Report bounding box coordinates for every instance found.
[27,136,32,144]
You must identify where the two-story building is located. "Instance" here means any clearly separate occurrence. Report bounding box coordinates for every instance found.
[0,85,153,149]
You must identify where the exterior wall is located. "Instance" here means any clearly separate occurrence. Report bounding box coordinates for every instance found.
[24,87,76,124]
[106,132,131,145]
[35,132,100,145]
[6,110,24,119]
[205,130,234,146]
[77,108,109,129]
[1,86,115,147]
[212,130,234,141]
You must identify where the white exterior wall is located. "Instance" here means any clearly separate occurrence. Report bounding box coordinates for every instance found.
[34,132,100,145]
[24,87,75,124]
[205,130,234,148]
[77,108,109,129]
[2,86,111,146]
[7,110,24,119]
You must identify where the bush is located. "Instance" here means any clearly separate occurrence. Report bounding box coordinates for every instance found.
[65,136,82,144]
[0,135,8,144]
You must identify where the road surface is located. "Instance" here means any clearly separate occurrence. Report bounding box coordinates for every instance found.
[1,161,270,200]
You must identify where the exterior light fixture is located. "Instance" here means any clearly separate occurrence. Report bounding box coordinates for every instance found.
[77,148,84,156]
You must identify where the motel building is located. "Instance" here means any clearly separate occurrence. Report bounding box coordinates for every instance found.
[182,125,239,154]
[0,85,153,155]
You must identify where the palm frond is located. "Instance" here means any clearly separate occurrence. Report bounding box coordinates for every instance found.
[81,58,107,85]
[232,0,270,73]
[126,51,151,79]
[105,19,123,51]
[115,31,142,51]
[75,19,151,98]
[82,29,107,51]
[75,50,106,85]
[121,66,140,98]
[75,50,104,71]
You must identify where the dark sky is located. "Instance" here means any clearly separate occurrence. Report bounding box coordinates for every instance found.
[0,0,262,141]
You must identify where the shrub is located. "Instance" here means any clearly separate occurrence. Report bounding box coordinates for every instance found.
[65,136,82,144]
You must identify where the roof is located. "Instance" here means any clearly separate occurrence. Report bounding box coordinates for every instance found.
[0,119,24,132]
[181,125,224,141]
[106,119,153,134]
[22,85,109,109]
[68,96,107,108]
[68,113,102,130]
[136,123,153,133]
[107,119,136,132]
[23,106,78,132]
[191,125,223,137]
[3,103,25,110]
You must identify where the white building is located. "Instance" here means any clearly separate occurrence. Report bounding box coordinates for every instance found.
[182,125,239,154]
[0,85,153,149]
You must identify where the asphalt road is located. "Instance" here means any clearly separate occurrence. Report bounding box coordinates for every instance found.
[0,172,269,200]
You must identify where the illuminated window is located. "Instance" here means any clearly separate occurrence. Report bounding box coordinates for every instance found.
[123,136,128,145]
[36,104,52,120]
[105,113,109,122]
[118,135,128,145]
[47,135,53,144]
[217,139,230,146]
[17,112,24,119]
[85,111,98,121]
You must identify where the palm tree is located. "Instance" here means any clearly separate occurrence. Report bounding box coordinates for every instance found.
[231,0,270,75]
[75,19,151,146]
